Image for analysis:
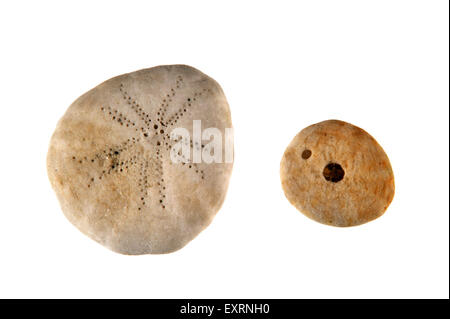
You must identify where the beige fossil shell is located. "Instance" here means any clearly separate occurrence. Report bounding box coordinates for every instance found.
[280,120,394,227]
[47,65,233,254]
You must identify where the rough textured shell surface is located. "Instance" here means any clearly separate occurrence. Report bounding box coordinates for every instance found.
[280,120,394,227]
[47,65,233,254]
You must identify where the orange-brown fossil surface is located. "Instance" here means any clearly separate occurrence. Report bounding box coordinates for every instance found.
[280,120,394,227]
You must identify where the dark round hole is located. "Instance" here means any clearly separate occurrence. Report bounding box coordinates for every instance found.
[302,149,312,159]
[323,163,345,183]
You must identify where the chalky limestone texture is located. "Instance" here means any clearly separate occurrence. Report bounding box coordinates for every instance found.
[280,120,394,227]
[47,65,233,254]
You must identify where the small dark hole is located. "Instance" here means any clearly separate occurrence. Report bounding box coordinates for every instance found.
[323,163,345,183]
[302,149,312,160]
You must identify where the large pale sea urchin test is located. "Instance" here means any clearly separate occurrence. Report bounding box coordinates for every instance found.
[47,65,233,254]
[280,120,395,227]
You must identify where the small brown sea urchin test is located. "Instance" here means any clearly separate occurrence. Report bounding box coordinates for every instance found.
[47,65,233,254]
[280,120,394,227]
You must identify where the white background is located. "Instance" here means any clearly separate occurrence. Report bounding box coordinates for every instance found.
[0,1,448,299]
